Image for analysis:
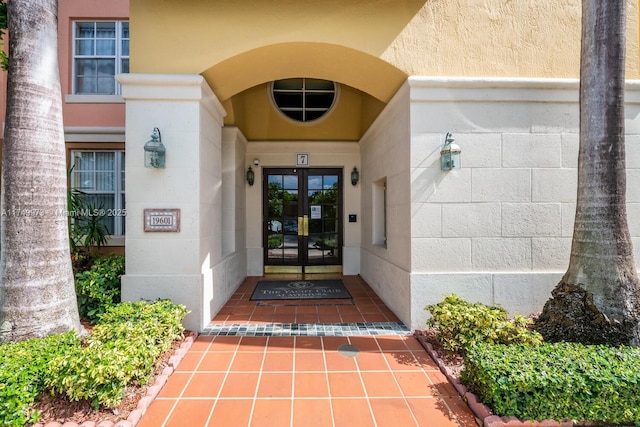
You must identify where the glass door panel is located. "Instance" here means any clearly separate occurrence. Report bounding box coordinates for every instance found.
[266,171,300,266]
[307,173,340,265]
[263,168,343,272]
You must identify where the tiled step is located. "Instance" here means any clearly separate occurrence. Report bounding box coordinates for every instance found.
[202,321,411,336]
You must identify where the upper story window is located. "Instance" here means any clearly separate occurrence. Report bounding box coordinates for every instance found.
[270,78,337,123]
[73,21,129,95]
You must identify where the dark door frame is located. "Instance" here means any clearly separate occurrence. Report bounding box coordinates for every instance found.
[262,167,344,273]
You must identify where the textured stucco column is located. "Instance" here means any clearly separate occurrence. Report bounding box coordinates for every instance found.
[116,74,226,332]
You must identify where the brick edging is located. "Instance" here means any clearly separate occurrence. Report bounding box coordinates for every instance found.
[32,330,199,427]
[413,330,575,427]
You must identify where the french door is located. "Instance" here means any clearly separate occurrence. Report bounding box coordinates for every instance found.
[263,168,343,273]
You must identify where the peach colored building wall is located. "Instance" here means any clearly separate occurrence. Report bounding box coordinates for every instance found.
[0,0,129,130]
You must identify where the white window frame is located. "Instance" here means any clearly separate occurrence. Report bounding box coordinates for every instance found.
[70,150,126,236]
[372,177,387,248]
[71,21,129,96]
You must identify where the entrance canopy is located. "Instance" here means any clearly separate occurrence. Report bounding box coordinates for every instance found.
[128,0,424,140]
[202,42,407,104]
[202,42,407,140]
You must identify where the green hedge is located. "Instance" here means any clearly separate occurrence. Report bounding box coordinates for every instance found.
[0,333,78,427]
[462,343,640,425]
[426,294,542,352]
[0,299,188,426]
[46,300,188,409]
[75,255,125,323]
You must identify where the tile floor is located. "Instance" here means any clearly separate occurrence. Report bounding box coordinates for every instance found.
[137,276,477,427]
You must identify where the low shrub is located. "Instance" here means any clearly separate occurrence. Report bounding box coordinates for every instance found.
[75,255,125,323]
[267,234,283,249]
[462,343,640,425]
[46,300,187,408]
[425,294,542,352]
[0,332,79,426]
[45,300,188,409]
[94,299,187,354]
[0,299,187,425]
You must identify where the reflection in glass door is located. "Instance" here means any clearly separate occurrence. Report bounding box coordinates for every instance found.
[264,168,342,273]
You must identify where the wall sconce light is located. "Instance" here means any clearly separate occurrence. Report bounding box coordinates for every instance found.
[351,166,360,186]
[246,166,255,186]
[144,127,166,168]
[440,132,461,170]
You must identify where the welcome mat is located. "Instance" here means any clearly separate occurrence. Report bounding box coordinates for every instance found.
[250,279,352,301]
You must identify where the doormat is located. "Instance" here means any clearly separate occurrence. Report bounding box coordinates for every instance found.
[250,279,352,301]
[256,299,355,307]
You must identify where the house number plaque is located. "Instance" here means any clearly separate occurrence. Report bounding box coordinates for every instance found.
[144,208,180,232]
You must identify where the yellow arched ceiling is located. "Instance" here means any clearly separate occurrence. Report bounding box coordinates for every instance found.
[225,81,385,141]
[204,43,398,140]
[202,42,407,104]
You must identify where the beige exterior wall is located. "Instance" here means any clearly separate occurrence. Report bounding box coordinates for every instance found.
[117,74,241,332]
[7,0,635,331]
[94,70,640,331]
[405,78,640,329]
[130,0,638,89]
[382,1,638,80]
[359,84,412,326]
[128,0,639,143]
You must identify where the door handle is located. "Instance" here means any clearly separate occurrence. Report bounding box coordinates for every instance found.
[298,217,303,236]
[303,215,309,236]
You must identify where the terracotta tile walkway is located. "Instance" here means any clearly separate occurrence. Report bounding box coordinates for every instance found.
[138,276,477,427]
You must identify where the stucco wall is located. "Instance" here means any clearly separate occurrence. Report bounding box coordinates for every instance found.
[221,127,248,256]
[407,77,640,330]
[129,0,639,100]
[359,83,412,326]
[117,74,245,332]
[382,0,638,80]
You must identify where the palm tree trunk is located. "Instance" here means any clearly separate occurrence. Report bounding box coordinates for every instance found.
[0,0,83,341]
[536,0,640,346]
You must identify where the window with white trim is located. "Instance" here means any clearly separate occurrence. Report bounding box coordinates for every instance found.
[71,151,126,235]
[73,21,129,95]
[373,177,387,248]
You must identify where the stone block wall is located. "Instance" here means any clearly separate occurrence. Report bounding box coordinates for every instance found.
[406,77,640,330]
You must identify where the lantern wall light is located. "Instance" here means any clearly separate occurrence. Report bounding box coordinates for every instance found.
[246,166,255,186]
[351,166,360,186]
[440,132,461,171]
[144,127,166,168]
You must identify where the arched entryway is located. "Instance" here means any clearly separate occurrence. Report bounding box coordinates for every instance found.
[119,39,410,331]
[202,42,407,278]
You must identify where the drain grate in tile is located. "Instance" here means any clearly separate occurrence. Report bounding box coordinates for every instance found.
[337,344,360,357]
